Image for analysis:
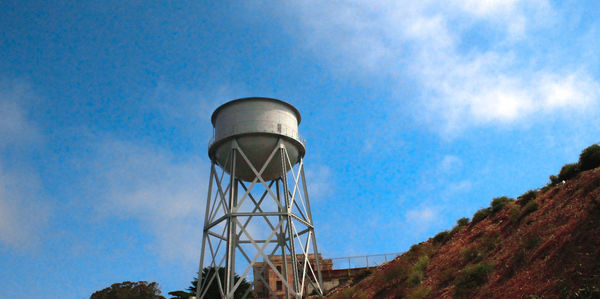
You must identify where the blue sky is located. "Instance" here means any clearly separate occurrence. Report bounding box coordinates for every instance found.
[1,1,600,297]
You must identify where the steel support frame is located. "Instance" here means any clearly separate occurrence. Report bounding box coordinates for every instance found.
[196,139,323,299]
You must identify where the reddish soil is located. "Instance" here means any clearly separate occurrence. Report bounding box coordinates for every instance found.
[327,168,600,299]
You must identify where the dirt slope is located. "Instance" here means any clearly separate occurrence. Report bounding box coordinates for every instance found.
[327,168,600,299]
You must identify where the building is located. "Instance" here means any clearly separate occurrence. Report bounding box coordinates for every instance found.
[252,254,332,298]
[252,254,377,298]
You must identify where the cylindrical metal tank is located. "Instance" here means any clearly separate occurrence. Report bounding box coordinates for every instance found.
[209,97,305,182]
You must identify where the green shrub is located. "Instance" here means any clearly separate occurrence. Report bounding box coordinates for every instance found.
[407,270,424,286]
[454,263,494,291]
[540,183,552,193]
[384,264,407,283]
[518,189,538,206]
[409,243,421,252]
[439,266,458,286]
[433,230,450,245]
[504,234,543,279]
[505,249,526,278]
[579,144,600,171]
[406,285,432,299]
[549,175,561,185]
[509,204,521,223]
[578,175,600,197]
[480,232,499,251]
[523,234,541,250]
[354,289,368,299]
[354,269,372,283]
[472,208,491,224]
[335,286,367,299]
[333,286,356,299]
[519,200,539,219]
[558,163,580,181]
[407,256,429,286]
[450,225,460,235]
[457,217,470,226]
[490,196,513,214]
[461,246,483,264]
[414,255,429,272]
[572,286,600,298]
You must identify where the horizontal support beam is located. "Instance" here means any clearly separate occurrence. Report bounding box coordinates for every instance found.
[206,212,313,232]
[237,239,275,244]
[232,212,287,217]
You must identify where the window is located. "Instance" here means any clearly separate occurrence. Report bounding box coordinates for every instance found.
[276,281,283,291]
[276,265,282,273]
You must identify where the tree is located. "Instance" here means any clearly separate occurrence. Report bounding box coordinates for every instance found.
[558,163,580,181]
[490,196,513,214]
[169,267,252,299]
[579,144,600,171]
[456,217,470,226]
[90,281,166,299]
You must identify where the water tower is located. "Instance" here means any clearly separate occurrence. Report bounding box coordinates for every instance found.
[196,97,324,298]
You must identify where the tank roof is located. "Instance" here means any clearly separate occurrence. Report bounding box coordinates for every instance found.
[211,97,302,126]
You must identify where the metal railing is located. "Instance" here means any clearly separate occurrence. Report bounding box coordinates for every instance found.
[329,252,402,270]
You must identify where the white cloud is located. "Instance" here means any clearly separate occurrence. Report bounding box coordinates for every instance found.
[539,72,597,111]
[405,206,438,232]
[0,79,48,251]
[438,155,462,174]
[460,0,521,15]
[455,0,543,39]
[281,0,599,134]
[0,79,41,147]
[0,167,48,250]
[94,139,209,263]
[447,180,472,194]
[406,206,436,222]
[423,58,599,132]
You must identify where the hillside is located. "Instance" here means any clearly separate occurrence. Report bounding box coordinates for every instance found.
[327,166,600,298]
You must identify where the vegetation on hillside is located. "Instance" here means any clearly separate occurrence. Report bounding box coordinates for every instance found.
[90,281,166,299]
[328,143,600,298]
[168,267,252,299]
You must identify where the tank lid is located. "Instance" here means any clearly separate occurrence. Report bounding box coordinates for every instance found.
[211,97,302,126]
